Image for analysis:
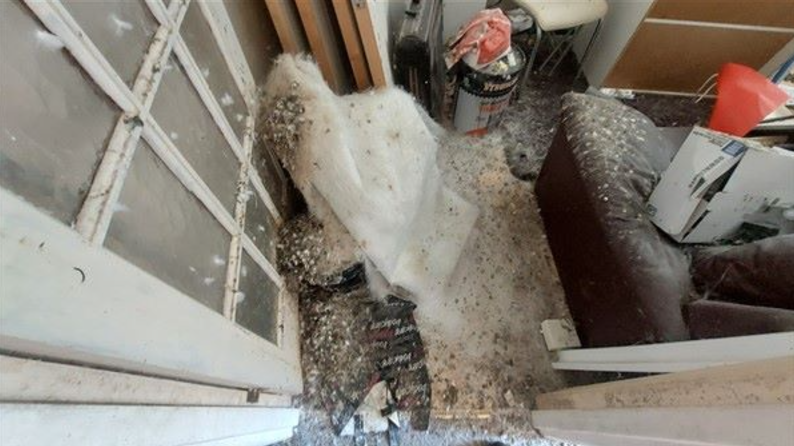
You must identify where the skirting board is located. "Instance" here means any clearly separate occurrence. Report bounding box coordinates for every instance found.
[0,403,299,446]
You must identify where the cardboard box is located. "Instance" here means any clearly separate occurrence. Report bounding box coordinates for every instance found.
[647,126,794,244]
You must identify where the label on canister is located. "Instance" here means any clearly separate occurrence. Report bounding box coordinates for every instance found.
[453,46,525,136]
[453,82,517,136]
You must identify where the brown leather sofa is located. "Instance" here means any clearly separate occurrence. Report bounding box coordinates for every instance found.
[535,93,794,347]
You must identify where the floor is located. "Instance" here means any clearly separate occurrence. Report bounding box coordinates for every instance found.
[277,54,713,445]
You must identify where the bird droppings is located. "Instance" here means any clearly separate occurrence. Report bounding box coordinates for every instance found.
[220,92,235,107]
[112,202,131,213]
[211,255,225,266]
[498,71,586,181]
[109,13,134,37]
[169,132,179,141]
[277,213,360,291]
[240,187,255,203]
[34,29,65,51]
[260,81,306,183]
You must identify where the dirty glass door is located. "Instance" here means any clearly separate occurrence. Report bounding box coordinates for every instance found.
[0,0,299,393]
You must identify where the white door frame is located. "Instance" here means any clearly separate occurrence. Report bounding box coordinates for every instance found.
[0,188,300,393]
[3,0,300,393]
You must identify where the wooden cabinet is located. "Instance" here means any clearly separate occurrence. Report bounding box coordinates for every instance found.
[581,0,794,94]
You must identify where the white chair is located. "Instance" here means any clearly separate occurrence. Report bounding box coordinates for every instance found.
[513,0,608,77]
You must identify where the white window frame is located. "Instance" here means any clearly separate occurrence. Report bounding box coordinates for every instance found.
[3,0,299,394]
[552,332,794,373]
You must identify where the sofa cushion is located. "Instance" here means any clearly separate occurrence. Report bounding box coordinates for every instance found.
[536,93,692,347]
[685,299,794,339]
[691,234,794,310]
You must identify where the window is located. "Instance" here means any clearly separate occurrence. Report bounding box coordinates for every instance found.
[0,0,291,374]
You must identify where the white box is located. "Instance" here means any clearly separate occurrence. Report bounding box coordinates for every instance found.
[647,126,794,244]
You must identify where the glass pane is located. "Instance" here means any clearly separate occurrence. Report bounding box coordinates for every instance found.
[181,2,248,139]
[251,140,289,216]
[222,0,282,88]
[244,182,277,263]
[0,0,119,224]
[151,55,240,213]
[62,0,159,87]
[236,251,279,343]
[105,140,230,314]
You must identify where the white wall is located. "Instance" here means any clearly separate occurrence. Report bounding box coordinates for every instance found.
[368,0,407,85]
[572,0,653,87]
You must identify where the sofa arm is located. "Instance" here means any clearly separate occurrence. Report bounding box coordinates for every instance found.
[535,93,692,347]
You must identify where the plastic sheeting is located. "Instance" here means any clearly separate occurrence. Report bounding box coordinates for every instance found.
[262,55,478,297]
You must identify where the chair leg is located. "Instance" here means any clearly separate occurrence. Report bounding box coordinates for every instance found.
[522,25,543,88]
[547,27,580,74]
[575,19,603,81]
[538,28,576,73]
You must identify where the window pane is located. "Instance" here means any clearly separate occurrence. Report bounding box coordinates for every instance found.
[244,182,277,263]
[62,0,159,87]
[0,0,119,224]
[236,251,279,343]
[252,140,289,216]
[151,55,240,213]
[181,2,248,139]
[105,140,230,314]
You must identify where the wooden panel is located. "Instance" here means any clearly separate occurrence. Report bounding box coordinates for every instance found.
[264,0,309,54]
[648,0,794,29]
[605,23,793,93]
[352,0,387,88]
[331,0,372,90]
[535,405,794,446]
[537,357,794,410]
[295,0,351,93]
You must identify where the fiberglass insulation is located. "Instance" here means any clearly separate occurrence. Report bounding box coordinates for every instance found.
[262,55,479,297]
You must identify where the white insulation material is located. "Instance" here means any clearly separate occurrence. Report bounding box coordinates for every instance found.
[264,55,479,297]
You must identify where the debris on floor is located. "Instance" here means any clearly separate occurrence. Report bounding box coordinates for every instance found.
[277,213,361,290]
[371,296,431,431]
[279,213,431,437]
[540,319,581,352]
[339,381,397,437]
